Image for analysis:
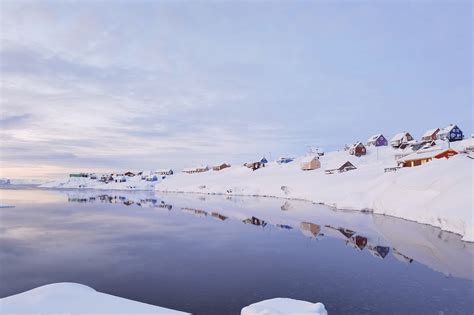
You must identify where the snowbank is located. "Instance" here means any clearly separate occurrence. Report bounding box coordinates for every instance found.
[0,282,188,314]
[41,175,158,190]
[241,298,327,315]
[156,139,473,241]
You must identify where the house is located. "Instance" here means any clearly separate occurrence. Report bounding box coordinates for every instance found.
[146,175,158,182]
[243,216,267,227]
[411,140,437,151]
[397,148,458,167]
[390,132,414,148]
[368,245,390,259]
[211,212,228,221]
[324,161,357,174]
[367,134,388,147]
[182,166,209,174]
[422,128,440,141]
[260,157,268,164]
[300,155,321,171]
[155,169,173,176]
[277,157,294,164]
[244,161,265,171]
[349,142,366,157]
[300,222,321,238]
[124,171,135,177]
[212,163,231,171]
[437,124,464,142]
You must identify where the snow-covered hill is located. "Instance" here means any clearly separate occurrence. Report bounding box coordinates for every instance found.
[156,139,473,241]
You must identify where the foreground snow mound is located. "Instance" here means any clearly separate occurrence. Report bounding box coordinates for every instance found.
[0,282,188,314]
[241,298,328,315]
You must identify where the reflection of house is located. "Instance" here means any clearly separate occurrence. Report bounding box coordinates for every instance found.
[182,207,208,216]
[349,142,366,157]
[348,235,368,250]
[390,132,414,148]
[243,216,267,227]
[392,248,414,264]
[437,124,464,142]
[422,128,440,141]
[212,163,231,171]
[300,222,321,237]
[324,161,357,174]
[325,225,356,239]
[182,166,209,174]
[300,156,321,171]
[280,201,293,211]
[211,212,228,221]
[397,148,458,167]
[367,134,388,147]
[368,245,390,259]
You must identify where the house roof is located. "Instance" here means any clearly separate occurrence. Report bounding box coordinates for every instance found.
[390,132,411,142]
[324,159,357,170]
[155,169,172,173]
[183,165,208,172]
[367,134,383,142]
[351,142,364,149]
[442,124,458,133]
[422,128,440,138]
[300,155,318,163]
[397,147,456,162]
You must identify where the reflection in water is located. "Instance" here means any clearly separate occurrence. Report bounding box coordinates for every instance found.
[1,189,472,314]
[62,190,473,277]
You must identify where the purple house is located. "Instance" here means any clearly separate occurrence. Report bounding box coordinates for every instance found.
[367,134,388,147]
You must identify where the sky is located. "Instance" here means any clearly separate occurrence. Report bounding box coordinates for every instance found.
[0,0,472,179]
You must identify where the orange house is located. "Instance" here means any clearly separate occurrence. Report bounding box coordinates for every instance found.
[397,148,458,167]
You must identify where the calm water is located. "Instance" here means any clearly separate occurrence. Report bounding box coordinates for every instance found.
[0,188,473,314]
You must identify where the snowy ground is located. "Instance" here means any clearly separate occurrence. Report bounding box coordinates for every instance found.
[241,298,327,315]
[0,282,326,315]
[156,139,473,242]
[41,174,159,190]
[0,283,188,314]
[39,139,473,241]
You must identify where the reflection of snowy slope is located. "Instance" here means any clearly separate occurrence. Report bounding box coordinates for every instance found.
[373,215,474,280]
[57,190,473,281]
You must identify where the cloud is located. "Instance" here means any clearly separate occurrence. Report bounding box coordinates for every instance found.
[0,1,472,178]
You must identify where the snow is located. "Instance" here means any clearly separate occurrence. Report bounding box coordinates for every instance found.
[156,138,473,242]
[41,173,159,190]
[0,282,188,314]
[422,128,439,138]
[300,155,318,163]
[39,139,473,242]
[367,134,382,142]
[241,298,327,315]
[397,146,449,162]
[390,132,408,142]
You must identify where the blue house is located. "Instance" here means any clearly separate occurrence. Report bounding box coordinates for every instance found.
[277,157,294,164]
[438,124,464,142]
[367,134,388,147]
[260,157,268,164]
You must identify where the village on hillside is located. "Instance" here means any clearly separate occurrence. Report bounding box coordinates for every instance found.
[44,123,472,188]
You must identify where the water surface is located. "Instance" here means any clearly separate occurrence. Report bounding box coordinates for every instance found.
[0,188,473,314]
